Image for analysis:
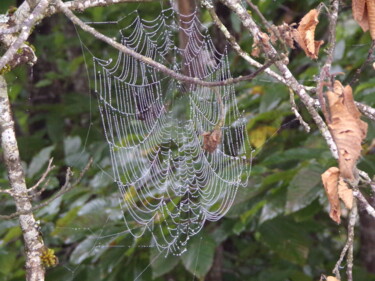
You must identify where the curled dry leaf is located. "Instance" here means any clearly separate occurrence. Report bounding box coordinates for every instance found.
[251,32,271,57]
[326,277,340,281]
[352,0,375,39]
[270,23,296,49]
[202,128,222,153]
[326,81,368,181]
[338,178,353,209]
[292,9,324,59]
[321,167,341,224]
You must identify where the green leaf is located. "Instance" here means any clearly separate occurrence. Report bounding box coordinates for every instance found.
[0,250,17,275]
[151,247,179,278]
[285,165,324,214]
[3,226,22,243]
[27,145,54,178]
[259,217,311,265]
[181,232,216,279]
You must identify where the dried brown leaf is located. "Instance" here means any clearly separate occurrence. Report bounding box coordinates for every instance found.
[271,23,296,49]
[202,129,222,153]
[352,0,375,39]
[292,9,324,59]
[326,81,368,180]
[338,179,353,209]
[326,277,340,281]
[321,167,341,224]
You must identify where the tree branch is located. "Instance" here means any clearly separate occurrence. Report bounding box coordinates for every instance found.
[0,0,49,71]
[349,40,375,86]
[0,158,93,220]
[55,0,275,87]
[316,0,340,123]
[333,202,357,281]
[0,75,45,281]
[220,0,338,159]
[353,188,375,219]
[201,0,286,84]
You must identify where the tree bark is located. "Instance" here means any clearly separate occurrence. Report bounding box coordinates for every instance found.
[0,75,45,281]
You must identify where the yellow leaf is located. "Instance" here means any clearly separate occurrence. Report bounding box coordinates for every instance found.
[123,185,137,203]
[250,85,264,95]
[250,126,277,148]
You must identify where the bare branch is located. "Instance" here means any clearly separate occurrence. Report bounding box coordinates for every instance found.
[356,101,375,121]
[289,88,310,132]
[353,188,375,218]
[0,0,49,71]
[245,0,288,53]
[56,0,274,87]
[28,158,55,192]
[201,0,286,85]
[332,202,357,281]
[316,0,340,123]
[0,158,93,220]
[0,75,45,281]
[220,0,338,159]
[349,40,375,86]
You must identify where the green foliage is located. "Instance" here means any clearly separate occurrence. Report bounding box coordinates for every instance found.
[1,0,375,281]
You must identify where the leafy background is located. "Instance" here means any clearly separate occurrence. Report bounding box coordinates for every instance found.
[1,0,375,280]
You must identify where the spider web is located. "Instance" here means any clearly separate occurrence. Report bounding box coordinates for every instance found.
[92,7,250,255]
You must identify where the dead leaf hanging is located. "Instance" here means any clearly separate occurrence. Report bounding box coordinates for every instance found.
[338,178,353,209]
[326,81,368,181]
[352,0,375,39]
[321,167,341,224]
[202,128,222,153]
[292,9,324,59]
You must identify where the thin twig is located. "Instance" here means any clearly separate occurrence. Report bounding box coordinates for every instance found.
[353,188,375,218]
[0,158,93,220]
[332,202,357,281]
[220,0,338,159]
[202,0,287,84]
[245,0,288,53]
[28,158,55,192]
[0,158,54,198]
[311,97,375,122]
[349,40,375,86]
[55,0,274,88]
[289,88,310,132]
[316,0,340,123]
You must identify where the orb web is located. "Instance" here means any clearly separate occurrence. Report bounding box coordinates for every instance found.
[93,7,250,255]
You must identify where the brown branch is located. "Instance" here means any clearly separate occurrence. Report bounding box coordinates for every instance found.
[333,202,357,281]
[0,158,93,220]
[220,0,338,159]
[55,0,275,87]
[28,158,55,192]
[245,0,288,53]
[349,40,375,86]
[202,0,286,84]
[316,0,340,123]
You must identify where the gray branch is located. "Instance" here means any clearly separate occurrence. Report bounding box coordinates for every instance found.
[220,0,338,159]
[0,75,45,281]
[55,0,273,87]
